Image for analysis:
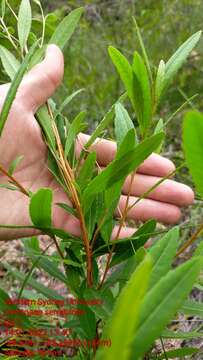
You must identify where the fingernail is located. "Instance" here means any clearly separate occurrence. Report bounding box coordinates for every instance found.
[46,44,57,55]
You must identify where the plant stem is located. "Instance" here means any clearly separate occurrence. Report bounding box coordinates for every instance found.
[0,17,18,50]
[0,164,29,196]
[47,103,93,287]
[51,234,64,260]
[98,172,136,289]
[176,222,203,256]
[6,1,18,20]
[127,164,183,212]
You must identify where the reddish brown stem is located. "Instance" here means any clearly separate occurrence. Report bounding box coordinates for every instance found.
[176,222,203,257]
[47,103,93,287]
[0,164,29,196]
[98,172,136,289]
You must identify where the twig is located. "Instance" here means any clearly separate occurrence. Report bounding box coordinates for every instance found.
[176,222,203,257]
[47,103,93,287]
[98,172,136,289]
[0,164,29,196]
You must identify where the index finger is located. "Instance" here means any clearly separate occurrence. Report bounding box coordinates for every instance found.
[76,133,175,177]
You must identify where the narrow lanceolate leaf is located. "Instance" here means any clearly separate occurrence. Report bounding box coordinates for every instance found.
[23,242,68,284]
[49,7,84,50]
[162,329,203,339]
[0,288,31,328]
[108,46,134,106]
[18,0,32,52]
[65,111,86,157]
[114,102,136,147]
[29,188,53,228]
[0,46,20,80]
[77,152,96,192]
[82,133,164,212]
[154,118,164,153]
[85,93,127,150]
[154,347,199,360]
[181,299,203,318]
[155,59,165,104]
[149,227,179,288]
[1,0,6,18]
[132,51,152,136]
[4,263,64,300]
[8,155,24,175]
[0,41,38,137]
[56,202,77,217]
[164,31,202,90]
[0,184,18,191]
[36,105,56,151]
[183,111,203,197]
[57,89,85,115]
[130,257,202,359]
[95,255,152,360]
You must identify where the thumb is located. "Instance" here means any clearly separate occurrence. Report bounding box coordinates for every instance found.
[19,44,64,112]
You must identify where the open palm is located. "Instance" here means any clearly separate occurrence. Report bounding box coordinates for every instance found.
[0,45,194,241]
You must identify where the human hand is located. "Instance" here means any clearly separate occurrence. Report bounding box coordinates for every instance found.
[0,45,194,241]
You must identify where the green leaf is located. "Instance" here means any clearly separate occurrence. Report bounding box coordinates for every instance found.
[149,227,179,288]
[132,51,152,136]
[103,254,140,289]
[56,202,77,217]
[116,128,136,159]
[181,299,203,318]
[4,263,64,300]
[164,31,202,90]
[36,105,56,150]
[0,46,20,80]
[109,46,134,106]
[8,155,24,175]
[194,240,203,256]
[78,304,96,339]
[83,288,113,320]
[0,184,18,191]
[29,188,53,228]
[107,133,164,187]
[162,329,203,339]
[155,60,165,104]
[84,94,127,150]
[57,89,85,115]
[1,0,6,18]
[18,0,32,52]
[0,41,39,137]
[28,45,46,69]
[65,111,86,158]
[0,288,31,328]
[49,7,84,50]
[95,255,152,360]
[47,150,65,189]
[154,118,164,153]
[130,257,202,359]
[132,17,153,84]
[23,238,68,284]
[183,111,203,197]
[77,152,96,192]
[110,219,156,266]
[114,102,136,148]
[82,133,164,212]
[154,347,199,359]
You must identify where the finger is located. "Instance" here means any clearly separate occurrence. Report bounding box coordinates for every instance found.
[121,173,194,207]
[116,195,181,224]
[111,225,152,248]
[17,44,64,112]
[76,133,175,176]
[111,225,135,240]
